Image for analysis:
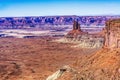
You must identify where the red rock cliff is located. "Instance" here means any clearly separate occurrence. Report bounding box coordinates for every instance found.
[105,19,120,48]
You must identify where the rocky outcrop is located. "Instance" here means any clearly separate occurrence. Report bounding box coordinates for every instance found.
[66,20,88,37]
[46,65,77,80]
[105,19,120,48]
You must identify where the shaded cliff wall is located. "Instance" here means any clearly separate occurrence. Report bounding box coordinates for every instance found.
[105,19,120,48]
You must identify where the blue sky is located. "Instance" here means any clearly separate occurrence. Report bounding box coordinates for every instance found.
[0,0,120,17]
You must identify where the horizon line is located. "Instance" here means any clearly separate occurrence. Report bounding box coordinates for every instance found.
[0,14,120,18]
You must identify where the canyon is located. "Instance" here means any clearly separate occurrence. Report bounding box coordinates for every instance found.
[0,17,119,80]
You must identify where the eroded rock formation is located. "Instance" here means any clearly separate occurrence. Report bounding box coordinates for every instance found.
[105,19,120,48]
[67,20,87,35]
[64,21,104,48]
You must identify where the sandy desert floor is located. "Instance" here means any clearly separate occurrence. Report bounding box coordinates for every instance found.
[0,38,98,80]
[0,38,119,80]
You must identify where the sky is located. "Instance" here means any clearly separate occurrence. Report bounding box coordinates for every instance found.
[0,0,120,17]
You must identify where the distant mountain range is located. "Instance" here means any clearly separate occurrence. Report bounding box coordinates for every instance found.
[0,15,120,29]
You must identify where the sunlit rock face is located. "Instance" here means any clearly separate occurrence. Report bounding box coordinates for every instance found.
[65,21,104,48]
[105,19,120,48]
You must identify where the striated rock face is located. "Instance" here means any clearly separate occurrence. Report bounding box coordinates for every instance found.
[105,19,120,48]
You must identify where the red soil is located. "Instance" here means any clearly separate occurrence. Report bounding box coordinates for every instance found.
[0,38,119,80]
[0,38,96,80]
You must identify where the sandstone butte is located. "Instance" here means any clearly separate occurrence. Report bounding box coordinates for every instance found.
[67,20,88,36]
